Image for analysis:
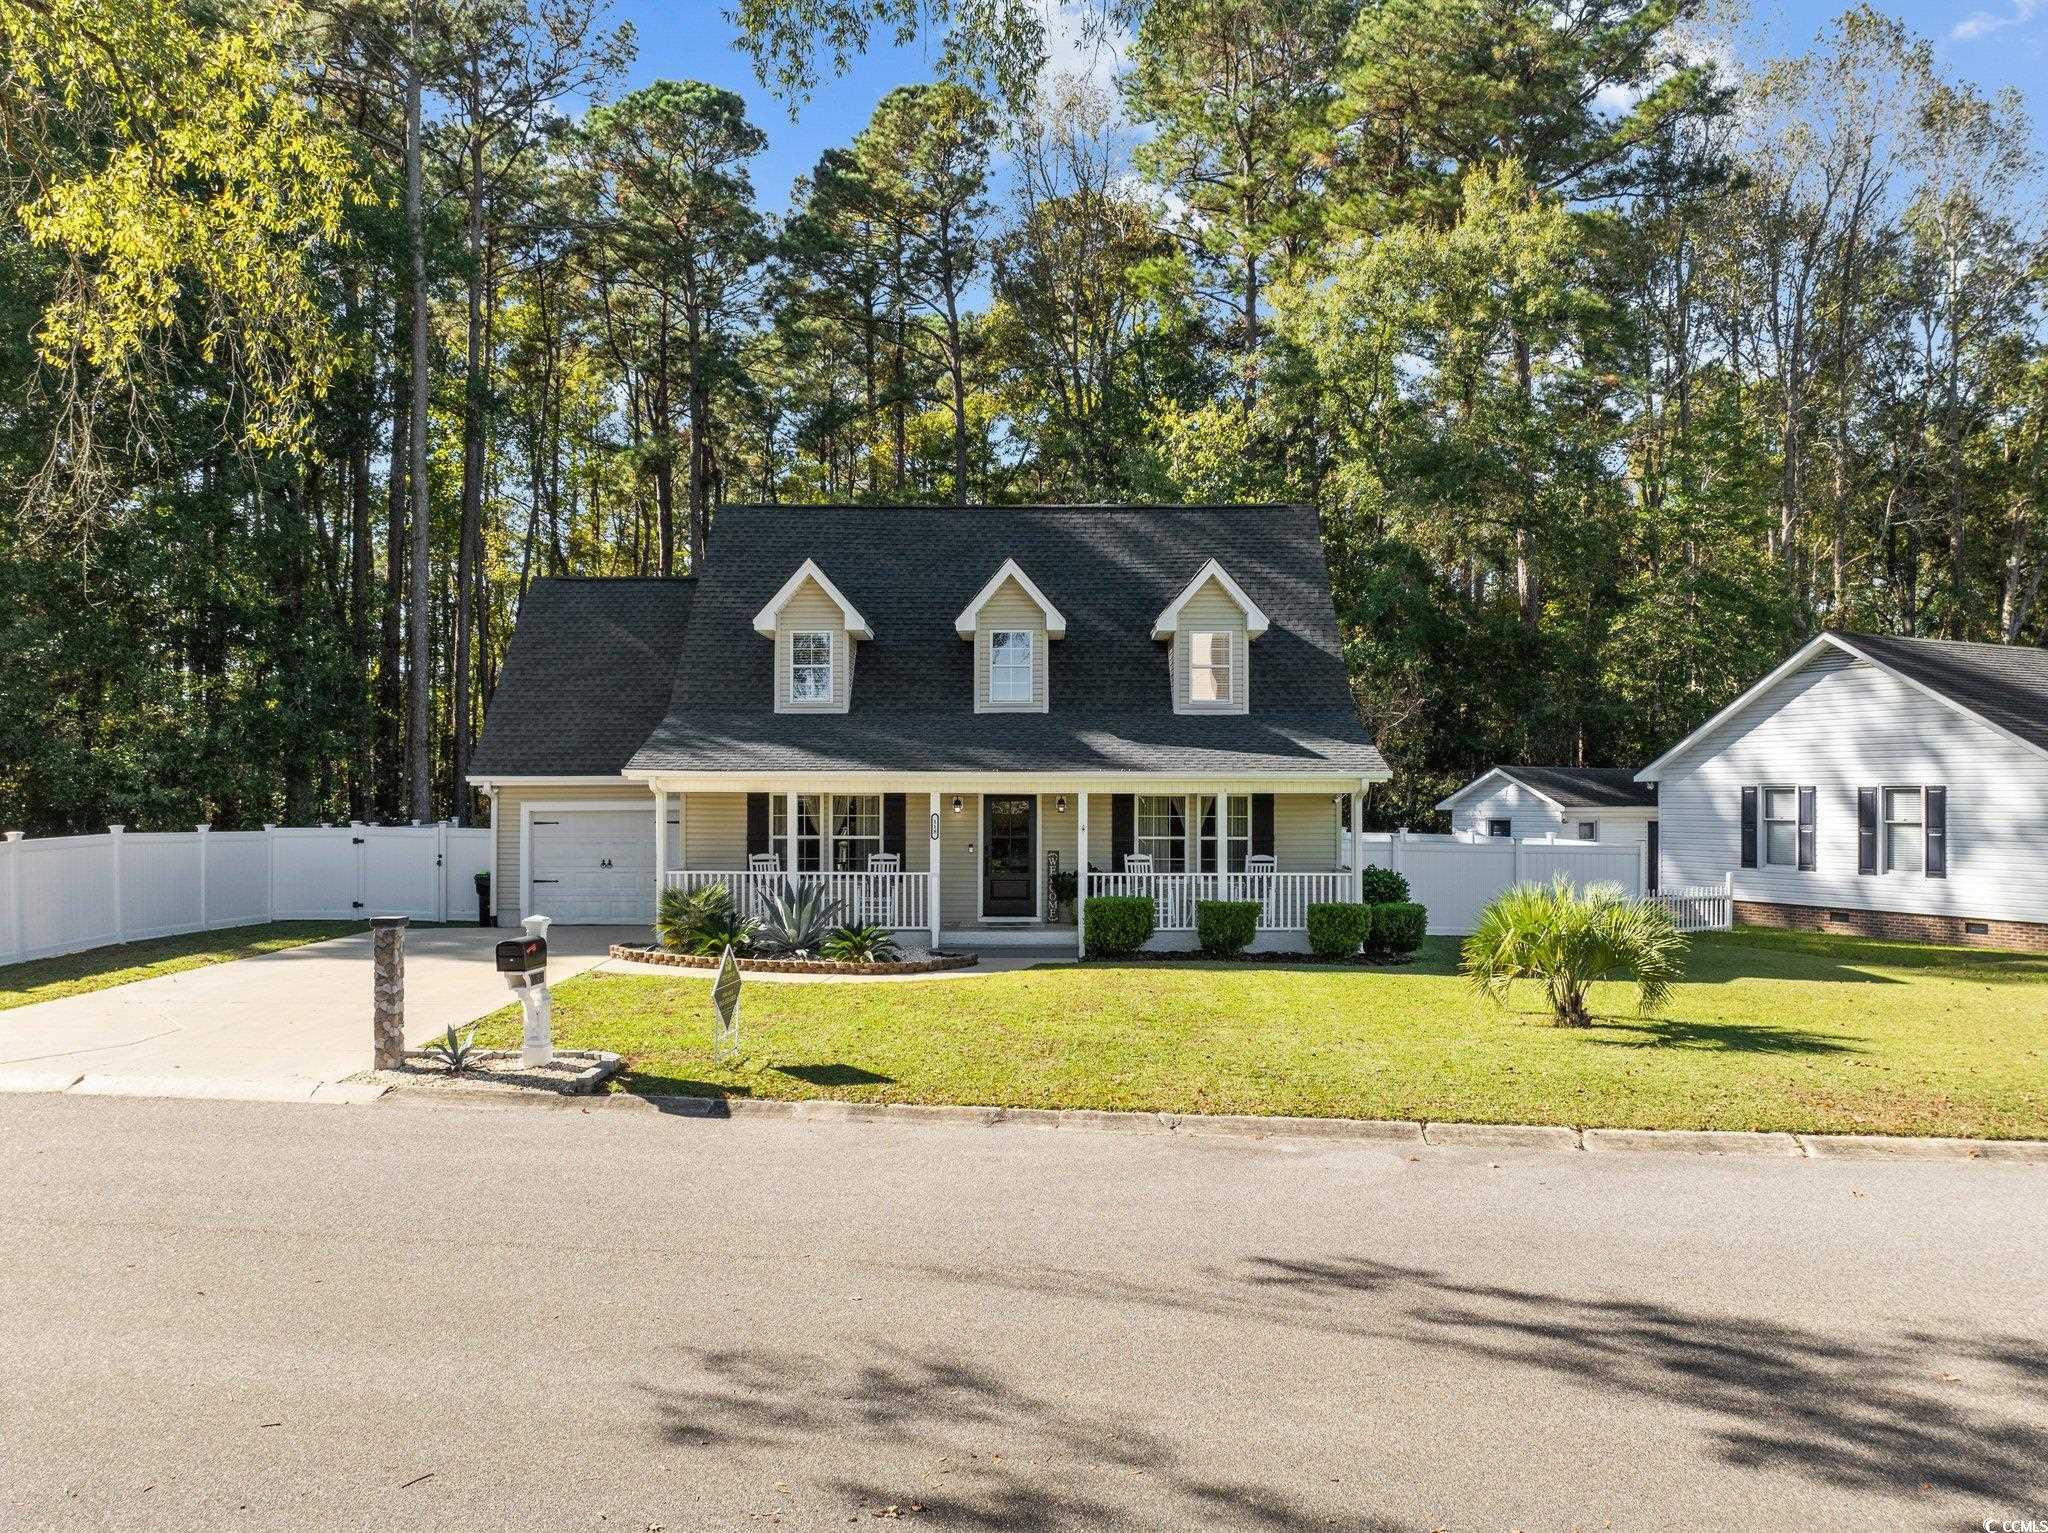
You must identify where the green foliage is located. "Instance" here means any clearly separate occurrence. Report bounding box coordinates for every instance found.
[1083,895,1156,958]
[1370,902,1428,957]
[1195,899,1261,958]
[657,883,764,957]
[1048,869,1080,916]
[1462,878,1685,1027]
[1305,902,1373,959]
[422,1024,482,1075]
[1359,865,1410,904]
[755,879,846,958]
[821,924,901,963]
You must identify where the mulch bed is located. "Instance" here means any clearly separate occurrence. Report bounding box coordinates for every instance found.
[1111,949,1420,967]
[610,944,978,976]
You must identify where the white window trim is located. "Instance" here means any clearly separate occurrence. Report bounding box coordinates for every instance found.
[1181,628,1242,713]
[787,629,835,708]
[1882,785,1925,876]
[1135,794,1189,871]
[955,559,1066,638]
[1760,783,1800,868]
[1576,820,1598,841]
[986,628,1035,709]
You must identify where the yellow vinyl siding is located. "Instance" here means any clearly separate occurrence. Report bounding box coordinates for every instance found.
[1171,577,1249,713]
[974,578,1050,712]
[940,792,980,925]
[774,578,853,713]
[491,782,657,912]
[1274,793,1342,871]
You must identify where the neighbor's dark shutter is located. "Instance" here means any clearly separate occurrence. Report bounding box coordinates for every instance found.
[1925,786,1947,878]
[746,793,770,857]
[1739,786,1758,869]
[1647,820,1660,894]
[882,794,906,858]
[1857,787,1878,875]
[1111,794,1135,871]
[1251,794,1276,859]
[1797,786,1816,872]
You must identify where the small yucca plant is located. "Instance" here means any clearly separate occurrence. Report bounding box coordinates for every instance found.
[1462,877,1686,1027]
[821,923,900,963]
[422,1024,483,1074]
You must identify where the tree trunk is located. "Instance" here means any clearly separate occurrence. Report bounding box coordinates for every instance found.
[404,6,433,824]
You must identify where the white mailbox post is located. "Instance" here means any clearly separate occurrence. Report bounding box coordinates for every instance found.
[496,914,554,1066]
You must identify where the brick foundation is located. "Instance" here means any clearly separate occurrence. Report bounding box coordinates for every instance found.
[1733,901,2048,952]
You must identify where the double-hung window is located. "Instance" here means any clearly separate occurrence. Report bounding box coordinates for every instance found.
[989,629,1033,704]
[771,795,824,872]
[1135,795,1188,871]
[1197,795,1250,873]
[1762,787,1799,867]
[1188,631,1232,705]
[831,794,882,872]
[1884,787,1924,874]
[790,630,833,703]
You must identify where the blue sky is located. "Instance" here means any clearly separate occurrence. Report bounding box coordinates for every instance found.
[604,0,2048,213]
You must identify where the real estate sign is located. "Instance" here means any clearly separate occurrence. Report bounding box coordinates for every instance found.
[711,944,742,1062]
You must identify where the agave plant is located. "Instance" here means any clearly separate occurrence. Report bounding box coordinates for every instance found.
[1461,876,1686,1028]
[755,879,845,958]
[422,1024,482,1075]
[821,923,901,964]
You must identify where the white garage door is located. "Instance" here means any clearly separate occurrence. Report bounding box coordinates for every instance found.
[529,810,653,924]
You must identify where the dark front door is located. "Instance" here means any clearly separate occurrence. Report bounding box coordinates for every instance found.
[983,796,1037,917]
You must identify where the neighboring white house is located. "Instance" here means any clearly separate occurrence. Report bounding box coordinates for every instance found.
[1637,631,2048,948]
[1437,766,1659,882]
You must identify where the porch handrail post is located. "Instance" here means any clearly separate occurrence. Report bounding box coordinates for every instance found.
[1075,795,1089,958]
[928,791,941,950]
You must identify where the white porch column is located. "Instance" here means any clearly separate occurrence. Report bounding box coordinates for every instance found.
[1218,790,1230,879]
[1351,792,1365,900]
[1075,795,1089,957]
[785,790,798,874]
[652,786,668,914]
[927,791,941,949]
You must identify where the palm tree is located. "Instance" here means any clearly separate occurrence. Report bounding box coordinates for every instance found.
[1462,877,1686,1027]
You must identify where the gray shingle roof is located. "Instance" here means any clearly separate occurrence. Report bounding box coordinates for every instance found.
[469,577,694,777]
[1837,632,2048,755]
[626,504,1383,778]
[1494,766,1656,809]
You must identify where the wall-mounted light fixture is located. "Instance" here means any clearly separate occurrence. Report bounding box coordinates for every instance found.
[1056,795,1068,814]
[951,796,963,815]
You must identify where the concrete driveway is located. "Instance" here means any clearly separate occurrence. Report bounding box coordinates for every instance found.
[0,924,637,1097]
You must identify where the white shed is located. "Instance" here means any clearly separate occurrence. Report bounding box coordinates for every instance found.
[1436,767,1659,877]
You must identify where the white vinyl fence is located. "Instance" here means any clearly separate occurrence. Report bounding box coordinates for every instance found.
[1357,831,1652,936]
[0,823,491,966]
[1649,881,1735,933]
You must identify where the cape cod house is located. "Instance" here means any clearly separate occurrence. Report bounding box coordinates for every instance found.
[1638,631,2048,948]
[468,505,1388,953]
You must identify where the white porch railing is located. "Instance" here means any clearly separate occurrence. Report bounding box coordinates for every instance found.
[1651,881,1734,933]
[666,869,930,933]
[1082,870,1356,931]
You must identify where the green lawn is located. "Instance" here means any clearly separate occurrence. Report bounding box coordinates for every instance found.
[0,922,365,1011]
[472,930,2048,1138]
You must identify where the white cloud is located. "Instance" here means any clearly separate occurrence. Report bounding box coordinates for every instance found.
[1038,1,1128,98]
[1952,0,2039,41]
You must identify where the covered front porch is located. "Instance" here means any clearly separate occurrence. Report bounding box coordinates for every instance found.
[638,777,1378,954]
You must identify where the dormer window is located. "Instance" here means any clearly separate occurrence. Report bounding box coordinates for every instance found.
[1188,631,1233,704]
[790,631,833,703]
[990,630,1033,704]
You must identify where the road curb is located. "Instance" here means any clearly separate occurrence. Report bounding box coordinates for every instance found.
[1583,1128,1803,1157]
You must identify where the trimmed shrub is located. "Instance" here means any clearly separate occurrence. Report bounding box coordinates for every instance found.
[1372,901,1428,956]
[1359,864,1411,904]
[1195,899,1261,958]
[1305,901,1374,959]
[1084,894,1156,958]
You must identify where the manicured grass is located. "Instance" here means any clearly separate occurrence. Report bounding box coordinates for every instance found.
[472,930,2048,1138]
[0,922,365,1011]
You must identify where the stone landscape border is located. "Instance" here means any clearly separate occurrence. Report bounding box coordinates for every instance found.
[608,943,978,976]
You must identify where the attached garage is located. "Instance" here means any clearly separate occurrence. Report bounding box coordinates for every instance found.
[523,805,654,924]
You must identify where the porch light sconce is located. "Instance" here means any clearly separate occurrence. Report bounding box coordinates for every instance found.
[951,796,963,815]
[1056,795,1068,814]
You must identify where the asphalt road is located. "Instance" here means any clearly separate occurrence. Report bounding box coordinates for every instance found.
[2,1094,2042,1532]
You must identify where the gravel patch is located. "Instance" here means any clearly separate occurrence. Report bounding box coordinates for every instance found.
[354,1049,620,1096]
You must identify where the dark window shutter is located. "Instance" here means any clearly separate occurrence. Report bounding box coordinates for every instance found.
[1339,795,1351,832]
[1647,820,1659,894]
[883,794,906,858]
[1857,788,1878,875]
[1111,794,1135,871]
[1925,786,1947,878]
[1251,794,1275,858]
[746,793,770,857]
[1797,786,1816,871]
[1739,786,1758,869]
[1199,798,1218,874]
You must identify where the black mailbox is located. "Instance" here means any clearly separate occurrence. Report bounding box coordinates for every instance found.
[495,937,547,974]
